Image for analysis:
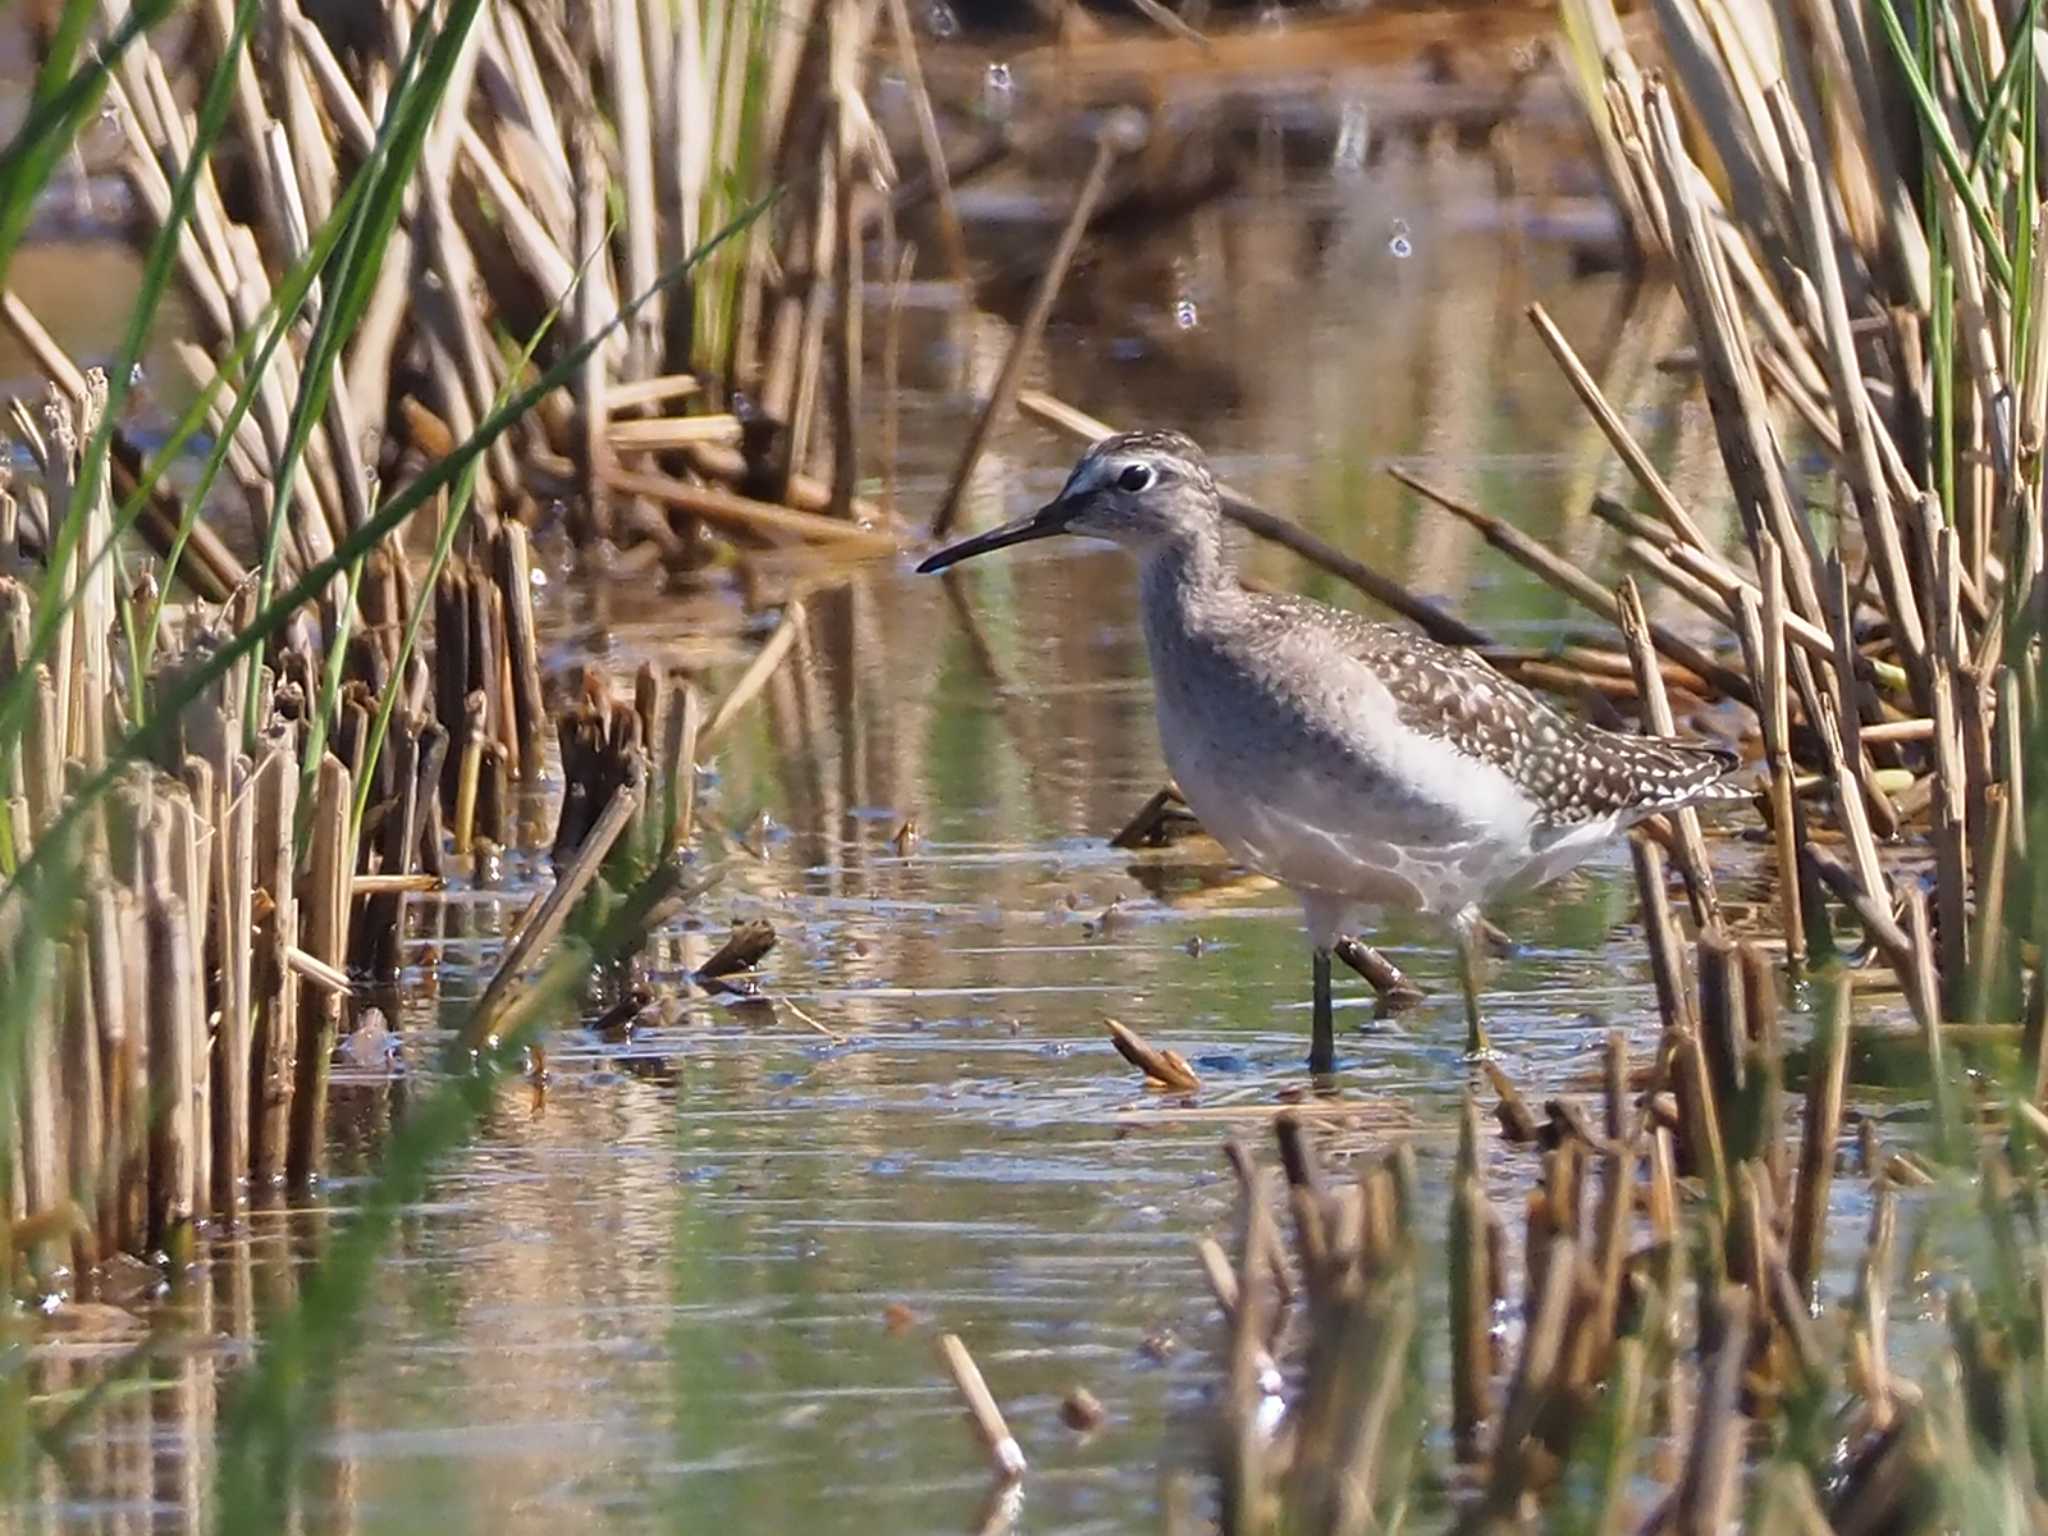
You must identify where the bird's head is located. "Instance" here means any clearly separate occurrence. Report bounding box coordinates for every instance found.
[917,431,1218,573]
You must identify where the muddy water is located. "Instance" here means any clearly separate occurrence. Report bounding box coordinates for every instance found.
[9,97,1877,1535]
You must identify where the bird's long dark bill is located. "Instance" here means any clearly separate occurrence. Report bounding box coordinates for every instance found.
[915,501,1071,573]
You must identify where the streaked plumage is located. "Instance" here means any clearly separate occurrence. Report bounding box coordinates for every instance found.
[919,429,1748,1069]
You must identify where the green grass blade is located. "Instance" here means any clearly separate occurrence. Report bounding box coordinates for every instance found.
[1968,0,2043,176]
[0,0,179,289]
[1876,0,2017,292]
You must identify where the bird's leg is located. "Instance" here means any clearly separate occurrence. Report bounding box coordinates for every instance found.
[1453,906,1491,1058]
[1310,946,1336,1074]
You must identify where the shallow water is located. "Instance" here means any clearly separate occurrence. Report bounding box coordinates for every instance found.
[7,79,1904,1536]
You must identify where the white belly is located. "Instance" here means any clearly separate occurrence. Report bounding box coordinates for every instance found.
[1157,692,1541,919]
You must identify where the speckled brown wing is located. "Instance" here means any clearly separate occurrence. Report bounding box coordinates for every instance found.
[1259,596,1742,828]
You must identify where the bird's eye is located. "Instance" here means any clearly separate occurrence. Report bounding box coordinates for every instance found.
[1117,463,1154,492]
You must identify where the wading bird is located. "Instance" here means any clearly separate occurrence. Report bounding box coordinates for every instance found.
[919,431,1746,1071]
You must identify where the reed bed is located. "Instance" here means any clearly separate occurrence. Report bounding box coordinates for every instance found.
[0,0,913,1296]
[1420,0,2048,1034]
[93,0,908,568]
[1161,2,2048,1529]
[1195,969,2034,1535]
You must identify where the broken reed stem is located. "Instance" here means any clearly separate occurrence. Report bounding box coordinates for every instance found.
[1105,1018,1201,1092]
[882,0,968,284]
[1332,934,1422,1007]
[932,115,1143,537]
[1789,975,1851,1299]
[1450,1089,1495,1459]
[1390,465,1754,705]
[1616,576,1720,920]
[938,1332,1027,1481]
[469,758,646,1044]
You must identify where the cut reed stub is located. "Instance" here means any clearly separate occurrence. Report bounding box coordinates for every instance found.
[1106,1018,1201,1093]
[695,920,777,997]
[938,1332,1027,1482]
[1108,783,1198,849]
[1483,1058,1540,1143]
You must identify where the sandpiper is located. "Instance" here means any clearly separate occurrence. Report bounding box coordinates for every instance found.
[919,431,1747,1071]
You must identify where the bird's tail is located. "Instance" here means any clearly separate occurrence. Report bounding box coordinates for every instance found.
[1637,741,1749,811]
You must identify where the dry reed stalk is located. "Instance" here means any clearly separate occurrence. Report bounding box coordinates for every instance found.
[1450,1089,1495,1459]
[932,113,1144,537]
[1770,87,1927,708]
[670,683,702,851]
[164,782,211,1224]
[938,1332,1027,1481]
[1332,934,1423,1008]
[1695,927,1745,1131]
[601,467,899,553]
[13,925,62,1281]
[240,739,300,1186]
[1901,887,1952,1154]
[882,240,914,520]
[882,0,968,284]
[1482,1234,1576,1513]
[701,600,806,750]
[1616,531,1742,631]
[1632,833,1695,1035]
[1638,82,1826,631]
[349,873,440,896]
[829,111,867,519]
[1484,1057,1542,1144]
[210,753,255,1223]
[1616,578,1720,919]
[1850,1181,1897,1432]
[1789,975,1850,1298]
[144,886,197,1252]
[1744,551,1807,966]
[1674,1287,1750,1536]
[1390,466,1753,704]
[1925,517,1970,1015]
[1198,1234,1239,1319]
[1527,302,1713,552]
[1741,939,1786,1197]
[87,882,141,1257]
[288,755,351,1191]
[1668,1024,1728,1212]
[284,948,350,996]
[603,415,743,451]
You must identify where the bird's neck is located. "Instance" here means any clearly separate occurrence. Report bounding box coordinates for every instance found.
[1136,526,1236,648]
[1137,525,1227,601]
